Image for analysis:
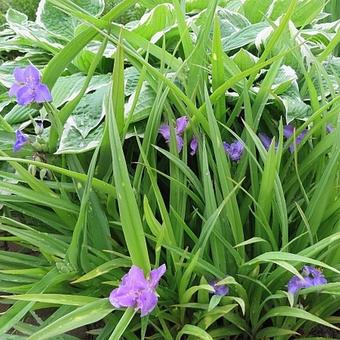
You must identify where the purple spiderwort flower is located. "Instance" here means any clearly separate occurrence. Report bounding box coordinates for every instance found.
[284,124,307,153]
[288,265,327,295]
[223,140,244,162]
[209,281,229,296]
[159,116,188,152]
[259,132,273,151]
[13,130,28,152]
[109,264,166,317]
[326,124,334,134]
[9,65,52,106]
[190,136,198,156]
[259,132,278,151]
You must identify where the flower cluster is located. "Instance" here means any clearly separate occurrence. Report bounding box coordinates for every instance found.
[288,265,327,295]
[9,65,52,106]
[159,116,244,161]
[109,264,166,317]
[259,123,307,153]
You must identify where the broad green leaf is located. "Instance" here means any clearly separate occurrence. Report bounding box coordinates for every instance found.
[271,65,298,95]
[63,87,107,139]
[125,83,156,123]
[36,0,104,39]
[278,83,312,122]
[222,22,268,51]
[232,49,259,72]
[132,3,176,40]
[56,123,104,154]
[242,0,272,23]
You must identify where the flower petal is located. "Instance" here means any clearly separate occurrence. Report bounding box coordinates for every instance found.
[258,133,272,151]
[149,264,166,289]
[121,266,148,291]
[13,67,26,83]
[224,140,244,162]
[159,124,170,142]
[9,83,22,97]
[109,287,137,308]
[16,86,34,106]
[13,130,28,152]
[137,289,158,317]
[176,116,188,135]
[176,135,184,152]
[190,136,198,156]
[24,65,41,85]
[283,124,294,138]
[34,84,52,103]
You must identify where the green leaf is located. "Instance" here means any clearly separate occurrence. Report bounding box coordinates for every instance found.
[257,306,340,332]
[242,0,272,23]
[1,294,98,306]
[231,49,259,72]
[106,83,150,272]
[27,299,113,340]
[271,65,298,95]
[36,0,104,39]
[278,83,312,122]
[222,22,268,51]
[125,83,156,123]
[176,325,213,340]
[132,3,176,40]
[65,87,107,139]
[56,123,104,154]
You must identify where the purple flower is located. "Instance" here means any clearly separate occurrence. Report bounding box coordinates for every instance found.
[284,124,307,153]
[13,130,28,152]
[326,124,334,134]
[190,136,198,156]
[209,281,229,296]
[288,265,327,295]
[259,132,273,150]
[109,264,166,317]
[9,65,52,106]
[223,140,244,162]
[159,116,188,152]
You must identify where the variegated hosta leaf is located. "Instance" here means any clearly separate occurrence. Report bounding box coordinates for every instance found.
[222,22,268,52]
[5,8,63,51]
[67,87,108,139]
[36,0,105,39]
[271,65,298,95]
[51,73,111,107]
[124,67,140,97]
[131,3,176,40]
[278,83,312,123]
[56,123,104,154]
[231,48,259,72]
[125,83,156,123]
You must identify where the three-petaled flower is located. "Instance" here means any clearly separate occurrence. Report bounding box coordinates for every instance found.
[283,124,307,153]
[13,130,29,152]
[109,264,166,317]
[159,116,188,152]
[9,65,52,106]
[288,265,327,295]
[209,281,229,296]
[223,140,244,162]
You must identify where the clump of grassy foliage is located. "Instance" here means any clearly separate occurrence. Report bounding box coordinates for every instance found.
[0,0,339,339]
